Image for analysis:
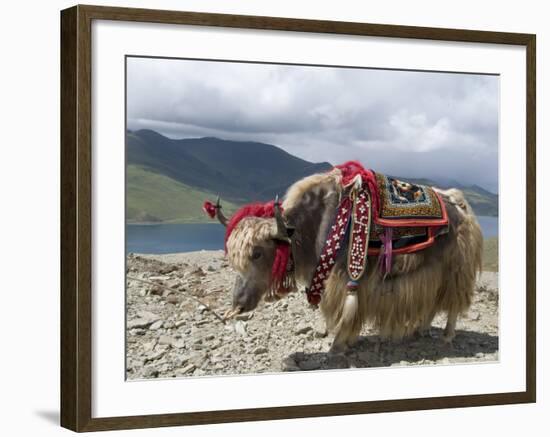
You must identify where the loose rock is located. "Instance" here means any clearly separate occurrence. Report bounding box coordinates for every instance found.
[149,320,163,331]
[295,324,312,335]
[281,357,300,372]
[145,349,167,362]
[180,364,196,374]
[234,321,247,336]
[166,295,179,305]
[298,359,322,371]
[128,318,154,330]
[313,321,328,338]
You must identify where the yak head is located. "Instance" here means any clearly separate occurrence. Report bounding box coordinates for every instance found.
[208,198,295,315]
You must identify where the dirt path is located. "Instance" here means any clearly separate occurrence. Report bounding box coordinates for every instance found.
[126,251,499,379]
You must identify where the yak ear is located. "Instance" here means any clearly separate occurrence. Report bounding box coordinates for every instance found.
[273,225,295,244]
[286,226,295,239]
[273,225,296,244]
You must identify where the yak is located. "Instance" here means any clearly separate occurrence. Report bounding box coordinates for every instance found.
[204,162,483,354]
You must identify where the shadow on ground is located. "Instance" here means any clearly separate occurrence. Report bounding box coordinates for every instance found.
[285,327,499,371]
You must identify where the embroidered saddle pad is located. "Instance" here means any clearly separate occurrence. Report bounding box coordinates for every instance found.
[367,172,448,255]
[373,172,448,226]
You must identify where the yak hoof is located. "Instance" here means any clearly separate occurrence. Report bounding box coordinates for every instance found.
[417,327,435,339]
[442,332,456,344]
[328,342,348,355]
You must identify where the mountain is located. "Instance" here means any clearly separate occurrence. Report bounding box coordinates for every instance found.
[457,186,498,216]
[126,130,331,223]
[127,130,331,204]
[126,130,498,223]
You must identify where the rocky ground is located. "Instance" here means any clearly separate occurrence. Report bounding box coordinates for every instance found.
[126,251,499,380]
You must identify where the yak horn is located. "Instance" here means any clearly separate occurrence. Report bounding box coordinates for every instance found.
[215,196,228,227]
[274,195,293,242]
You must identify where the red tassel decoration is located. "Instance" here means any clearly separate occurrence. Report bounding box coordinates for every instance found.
[268,242,295,299]
[272,243,290,282]
[224,200,278,250]
[202,200,217,219]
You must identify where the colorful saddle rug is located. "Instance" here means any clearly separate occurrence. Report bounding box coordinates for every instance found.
[368,172,449,256]
[306,167,449,306]
[374,172,448,226]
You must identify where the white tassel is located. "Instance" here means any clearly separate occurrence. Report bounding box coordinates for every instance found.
[340,290,358,326]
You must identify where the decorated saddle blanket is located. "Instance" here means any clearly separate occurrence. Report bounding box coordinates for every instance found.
[373,172,448,226]
[368,172,449,255]
[306,164,449,305]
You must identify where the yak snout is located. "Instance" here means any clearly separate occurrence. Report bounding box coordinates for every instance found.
[231,274,263,313]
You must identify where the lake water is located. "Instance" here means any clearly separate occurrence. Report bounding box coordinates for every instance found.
[127,216,498,254]
[476,216,499,239]
[126,223,226,254]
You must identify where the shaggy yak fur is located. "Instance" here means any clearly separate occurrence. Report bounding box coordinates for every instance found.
[225,168,483,352]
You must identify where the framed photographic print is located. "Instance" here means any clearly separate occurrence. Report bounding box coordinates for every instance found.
[60,4,536,432]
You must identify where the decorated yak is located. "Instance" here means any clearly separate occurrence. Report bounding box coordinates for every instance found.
[203,161,483,353]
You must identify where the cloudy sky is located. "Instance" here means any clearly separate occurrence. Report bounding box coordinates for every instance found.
[127,57,499,193]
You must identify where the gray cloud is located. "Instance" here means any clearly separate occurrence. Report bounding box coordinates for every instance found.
[127,57,499,192]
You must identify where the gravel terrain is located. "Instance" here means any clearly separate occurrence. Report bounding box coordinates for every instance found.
[126,251,499,380]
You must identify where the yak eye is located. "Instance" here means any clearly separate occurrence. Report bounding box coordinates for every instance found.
[251,249,262,260]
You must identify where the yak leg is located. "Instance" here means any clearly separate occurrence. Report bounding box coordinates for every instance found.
[322,280,362,355]
[416,308,437,338]
[329,330,357,354]
[329,333,349,354]
[329,312,361,354]
[443,309,458,343]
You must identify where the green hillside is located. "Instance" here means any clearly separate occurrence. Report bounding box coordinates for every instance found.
[126,165,239,224]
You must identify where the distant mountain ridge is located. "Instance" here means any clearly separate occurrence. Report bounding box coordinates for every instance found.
[126,130,498,223]
[126,130,331,223]
[127,129,331,203]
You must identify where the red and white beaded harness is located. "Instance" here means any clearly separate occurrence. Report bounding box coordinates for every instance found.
[306,175,372,306]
